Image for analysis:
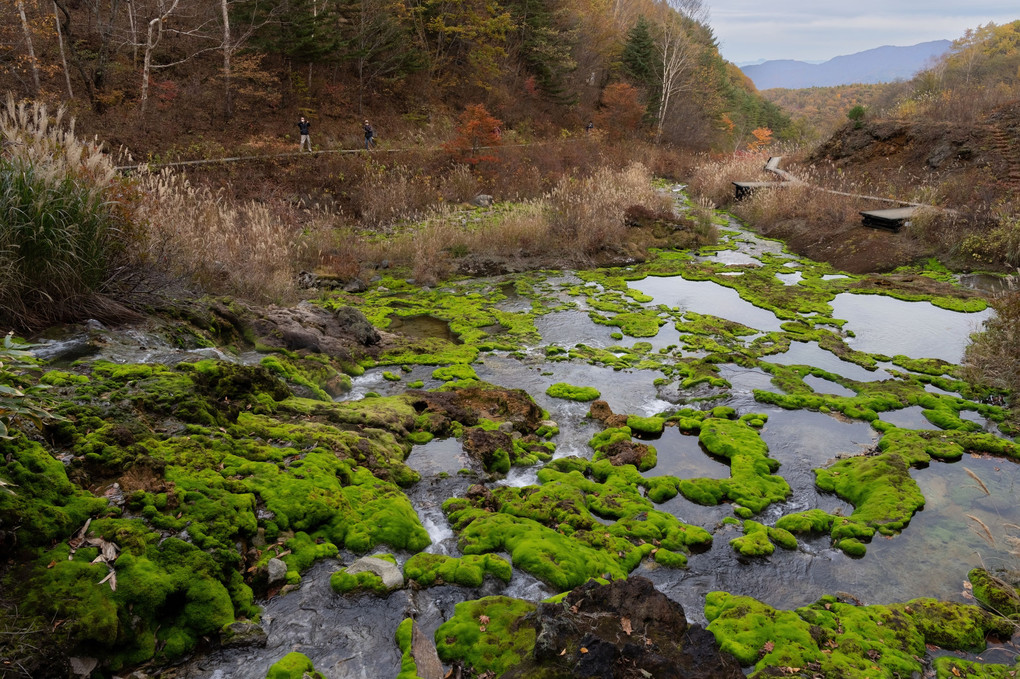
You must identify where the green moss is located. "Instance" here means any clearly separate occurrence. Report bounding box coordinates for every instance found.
[432,364,478,381]
[546,382,601,402]
[383,371,402,381]
[266,652,326,679]
[403,553,512,587]
[626,415,665,435]
[729,520,775,557]
[434,596,536,676]
[968,568,1020,622]
[676,417,789,516]
[395,618,422,679]
[40,370,90,386]
[706,592,1011,678]
[330,568,390,595]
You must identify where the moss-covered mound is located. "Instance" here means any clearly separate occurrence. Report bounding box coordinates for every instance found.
[434,596,537,676]
[442,464,711,590]
[265,652,326,679]
[404,553,512,587]
[546,382,601,402]
[706,592,1014,678]
[679,416,790,518]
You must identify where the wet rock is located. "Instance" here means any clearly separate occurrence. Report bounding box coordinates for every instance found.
[410,620,445,679]
[267,557,288,585]
[463,428,512,470]
[343,278,368,293]
[220,621,268,649]
[504,577,742,679]
[69,657,98,677]
[588,400,628,428]
[605,439,653,468]
[345,556,404,590]
[251,302,380,361]
[465,484,502,512]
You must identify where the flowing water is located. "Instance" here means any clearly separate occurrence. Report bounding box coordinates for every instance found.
[89,220,1017,678]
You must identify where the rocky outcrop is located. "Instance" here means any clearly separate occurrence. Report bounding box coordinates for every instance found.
[344,556,404,591]
[503,577,743,679]
[251,301,380,358]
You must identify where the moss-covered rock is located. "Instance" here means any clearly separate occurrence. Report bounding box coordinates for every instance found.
[546,382,601,402]
[404,553,512,587]
[706,592,1012,678]
[434,596,536,676]
[265,652,326,679]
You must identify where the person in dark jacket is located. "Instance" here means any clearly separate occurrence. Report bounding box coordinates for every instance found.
[298,116,311,152]
[363,120,376,149]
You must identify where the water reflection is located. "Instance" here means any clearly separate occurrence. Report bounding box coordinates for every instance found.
[830,293,993,363]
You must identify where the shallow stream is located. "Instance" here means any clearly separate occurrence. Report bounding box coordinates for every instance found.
[37,218,1016,678]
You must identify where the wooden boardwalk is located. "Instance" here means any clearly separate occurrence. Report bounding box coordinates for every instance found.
[860,207,919,231]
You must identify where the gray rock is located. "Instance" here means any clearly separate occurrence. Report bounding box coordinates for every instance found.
[267,557,288,585]
[344,556,404,590]
[469,194,494,207]
[343,278,367,293]
[220,621,268,649]
[410,621,445,679]
[69,657,98,677]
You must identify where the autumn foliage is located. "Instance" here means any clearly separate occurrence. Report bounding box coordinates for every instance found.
[595,83,646,141]
[443,104,503,165]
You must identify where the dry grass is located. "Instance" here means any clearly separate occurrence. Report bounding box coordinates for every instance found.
[136,169,309,302]
[549,162,671,260]
[685,153,771,207]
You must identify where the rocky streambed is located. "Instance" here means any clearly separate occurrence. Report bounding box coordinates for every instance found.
[4,211,1019,679]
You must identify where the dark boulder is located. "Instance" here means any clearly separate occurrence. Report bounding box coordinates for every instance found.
[504,577,743,679]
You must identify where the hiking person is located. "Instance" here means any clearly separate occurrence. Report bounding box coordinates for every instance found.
[298,116,311,152]
[586,120,594,135]
[363,120,376,149]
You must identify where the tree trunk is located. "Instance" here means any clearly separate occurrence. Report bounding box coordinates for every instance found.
[53,2,74,98]
[221,0,233,116]
[17,0,41,94]
[140,0,181,114]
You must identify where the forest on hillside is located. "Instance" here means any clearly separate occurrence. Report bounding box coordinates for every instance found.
[0,0,791,153]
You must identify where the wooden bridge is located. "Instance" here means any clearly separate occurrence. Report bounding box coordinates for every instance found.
[734,157,936,231]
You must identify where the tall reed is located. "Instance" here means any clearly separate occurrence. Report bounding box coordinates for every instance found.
[0,94,138,328]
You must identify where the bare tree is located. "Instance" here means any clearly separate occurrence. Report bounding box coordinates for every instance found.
[53,0,124,109]
[653,0,706,141]
[139,0,180,113]
[16,0,40,94]
[53,2,74,97]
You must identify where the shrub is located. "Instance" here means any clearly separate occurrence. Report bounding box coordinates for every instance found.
[0,95,139,328]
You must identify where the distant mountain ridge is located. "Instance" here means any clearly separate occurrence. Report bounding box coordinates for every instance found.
[741,40,952,90]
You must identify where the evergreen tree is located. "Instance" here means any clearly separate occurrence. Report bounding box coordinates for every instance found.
[621,16,657,87]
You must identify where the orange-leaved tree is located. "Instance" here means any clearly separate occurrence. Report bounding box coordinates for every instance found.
[443,103,503,165]
[746,127,773,152]
[594,83,645,140]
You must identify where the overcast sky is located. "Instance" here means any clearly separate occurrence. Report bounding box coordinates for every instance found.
[707,2,1019,64]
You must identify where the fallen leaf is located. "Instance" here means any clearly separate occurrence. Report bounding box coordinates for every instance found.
[479,625,486,632]
[580,647,588,654]
[763,641,775,652]
[479,615,490,625]
[559,649,566,656]
[952,668,961,677]
[621,617,632,635]
[47,560,56,569]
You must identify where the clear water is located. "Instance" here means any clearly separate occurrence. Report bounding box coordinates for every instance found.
[830,293,993,363]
